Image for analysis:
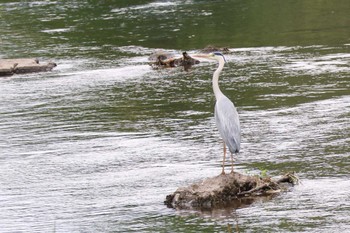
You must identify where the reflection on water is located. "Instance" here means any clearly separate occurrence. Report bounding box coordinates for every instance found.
[1,0,350,232]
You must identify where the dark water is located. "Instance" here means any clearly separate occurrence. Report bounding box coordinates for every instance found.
[1,1,349,232]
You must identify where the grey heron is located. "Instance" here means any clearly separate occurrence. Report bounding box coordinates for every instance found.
[193,52,241,174]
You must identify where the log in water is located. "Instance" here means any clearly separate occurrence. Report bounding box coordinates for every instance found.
[0,58,56,76]
[149,52,200,71]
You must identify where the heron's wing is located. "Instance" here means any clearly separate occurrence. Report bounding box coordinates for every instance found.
[215,96,241,153]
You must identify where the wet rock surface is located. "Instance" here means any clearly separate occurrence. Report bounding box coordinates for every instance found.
[165,172,298,210]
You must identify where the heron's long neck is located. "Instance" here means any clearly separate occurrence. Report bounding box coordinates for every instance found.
[212,58,225,100]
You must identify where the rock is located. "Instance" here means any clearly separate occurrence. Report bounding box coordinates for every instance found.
[149,51,200,71]
[165,172,298,210]
[0,58,57,76]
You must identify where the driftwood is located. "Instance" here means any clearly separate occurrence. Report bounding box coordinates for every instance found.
[165,172,298,210]
[0,58,57,76]
[148,46,231,70]
[149,51,200,71]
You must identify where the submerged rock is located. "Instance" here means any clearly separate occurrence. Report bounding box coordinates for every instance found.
[165,172,298,210]
[201,45,231,54]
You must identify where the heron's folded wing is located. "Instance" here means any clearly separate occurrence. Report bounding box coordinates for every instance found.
[215,96,241,153]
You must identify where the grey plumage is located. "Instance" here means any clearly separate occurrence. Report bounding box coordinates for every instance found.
[193,52,241,174]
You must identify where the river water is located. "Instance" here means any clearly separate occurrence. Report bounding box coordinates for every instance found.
[0,1,349,232]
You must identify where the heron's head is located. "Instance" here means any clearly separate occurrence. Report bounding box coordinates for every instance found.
[192,52,227,63]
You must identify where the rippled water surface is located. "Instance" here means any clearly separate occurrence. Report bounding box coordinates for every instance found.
[1,1,350,232]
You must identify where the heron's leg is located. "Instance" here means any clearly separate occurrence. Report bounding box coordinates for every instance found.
[221,141,226,175]
[230,153,234,173]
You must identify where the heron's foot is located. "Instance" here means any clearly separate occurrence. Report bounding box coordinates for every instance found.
[221,169,226,175]
[230,165,234,174]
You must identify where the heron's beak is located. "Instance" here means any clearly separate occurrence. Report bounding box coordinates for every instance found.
[191,54,211,59]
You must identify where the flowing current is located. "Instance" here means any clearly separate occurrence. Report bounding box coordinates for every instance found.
[1,1,349,232]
